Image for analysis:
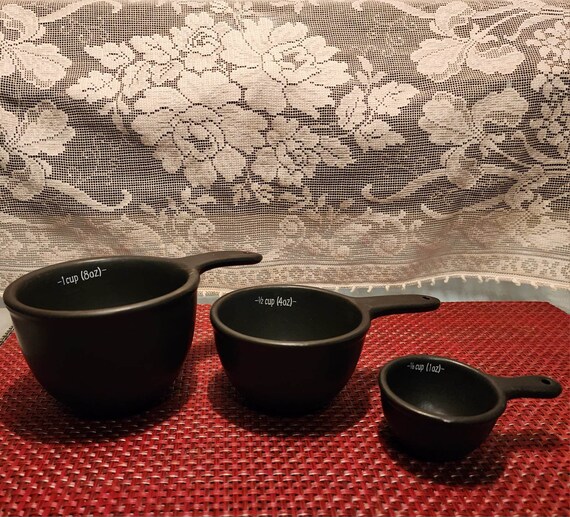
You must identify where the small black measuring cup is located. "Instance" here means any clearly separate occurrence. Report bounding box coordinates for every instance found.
[211,285,440,414]
[378,354,562,460]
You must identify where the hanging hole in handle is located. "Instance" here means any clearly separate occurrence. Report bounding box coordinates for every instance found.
[541,378,552,385]
[422,296,431,300]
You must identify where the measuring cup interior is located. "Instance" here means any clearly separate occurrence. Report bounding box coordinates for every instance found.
[386,360,499,418]
[14,258,189,311]
[217,287,363,342]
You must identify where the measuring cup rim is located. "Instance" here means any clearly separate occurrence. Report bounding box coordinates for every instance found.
[2,255,200,320]
[210,284,372,347]
[379,355,507,425]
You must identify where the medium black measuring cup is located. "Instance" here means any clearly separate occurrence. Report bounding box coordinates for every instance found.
[211,285,440,414]
[3,251,262,417]
[378,354,562,460]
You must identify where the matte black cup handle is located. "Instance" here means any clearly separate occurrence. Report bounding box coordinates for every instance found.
[174,251,263,274]
[491,375,562,400]
[355,294,441,319]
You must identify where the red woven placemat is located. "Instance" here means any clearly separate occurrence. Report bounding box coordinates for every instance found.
[0,302,568,516]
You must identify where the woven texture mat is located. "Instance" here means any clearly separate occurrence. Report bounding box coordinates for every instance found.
[0,302,568,517]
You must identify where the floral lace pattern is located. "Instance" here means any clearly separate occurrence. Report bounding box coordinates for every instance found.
[0,0,568,292]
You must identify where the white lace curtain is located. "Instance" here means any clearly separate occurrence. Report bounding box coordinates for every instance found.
[0,0,568,294]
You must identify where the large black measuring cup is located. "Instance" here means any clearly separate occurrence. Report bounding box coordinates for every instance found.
[3,251,262,416]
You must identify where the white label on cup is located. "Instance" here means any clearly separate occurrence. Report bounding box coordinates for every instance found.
[254,295,296,308]
[406,361,445,374]
[58,267,107,286]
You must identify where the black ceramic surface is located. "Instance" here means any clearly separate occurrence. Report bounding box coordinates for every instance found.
[211,285,440,415]
[3,251,262,417]
[379,355,562,460]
